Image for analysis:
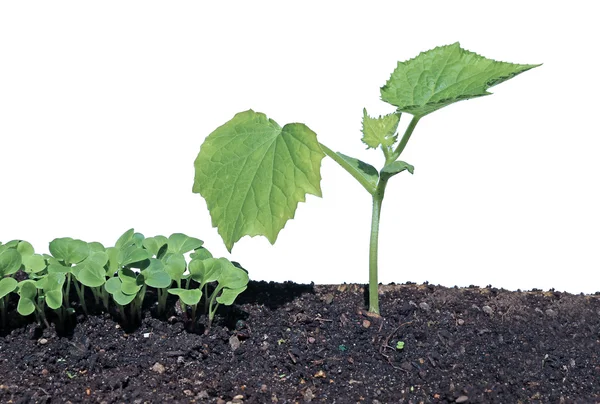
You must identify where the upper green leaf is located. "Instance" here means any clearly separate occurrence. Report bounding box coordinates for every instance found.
[361,108,400,150]
[380,42,540,117]
[193,110,325,251]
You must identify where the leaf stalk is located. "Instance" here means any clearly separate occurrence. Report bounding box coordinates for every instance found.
[390,115,420,163]
[319,143,377,195]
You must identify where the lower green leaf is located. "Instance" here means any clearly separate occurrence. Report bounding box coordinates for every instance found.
[380,161,414,181]
[216,286,247,306]
[17,281,37,316]
[0,277,18,299]
[167,288,202,306]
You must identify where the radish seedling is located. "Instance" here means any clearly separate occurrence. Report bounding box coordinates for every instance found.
[193,43,539,314]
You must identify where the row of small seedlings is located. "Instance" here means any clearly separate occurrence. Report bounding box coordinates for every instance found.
[0,229,249,330]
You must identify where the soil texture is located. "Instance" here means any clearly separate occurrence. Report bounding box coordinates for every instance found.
[2,281,600,403]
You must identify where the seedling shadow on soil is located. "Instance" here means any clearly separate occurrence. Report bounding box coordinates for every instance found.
[0,280,314,337]
[3,281,600,403]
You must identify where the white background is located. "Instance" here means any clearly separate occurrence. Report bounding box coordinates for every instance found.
[1,2,598,293]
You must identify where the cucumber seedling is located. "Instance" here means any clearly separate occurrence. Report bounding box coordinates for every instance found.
[193,43,539,314]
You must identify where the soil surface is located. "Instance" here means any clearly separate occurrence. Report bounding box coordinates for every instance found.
[1,281,600,403]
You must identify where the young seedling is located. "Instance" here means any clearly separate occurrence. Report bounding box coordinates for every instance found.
[48,237,90,314]
[193,42,539,314]
[0,246,21,327]
[169,256,248,328]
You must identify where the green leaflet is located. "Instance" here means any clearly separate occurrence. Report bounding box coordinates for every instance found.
[380,42,540,117]
[216,286,247,306]
[380,161,414,181]
[142,236,168,257]
[17,280,37,316]
[0,249,22,276]
[335,153,379,190]
[167,288,202,306]
[163,253,187,283]
[361,109,400,150]
[38,273,65,310]
[167,233,203,255]
[49,237,90,265]
[0,277,18,299]
[193,110,325,251]
[75,261,107,288]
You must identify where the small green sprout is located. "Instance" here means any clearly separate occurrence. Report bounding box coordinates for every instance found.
[396,341,405,350]
[1,229,249,332]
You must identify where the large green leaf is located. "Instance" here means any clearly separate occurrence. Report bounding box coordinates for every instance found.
[49,237,89,265]
[193,110,325,251]
[380,42,540,117]
[361,108,400,150]
[0,249,22,276]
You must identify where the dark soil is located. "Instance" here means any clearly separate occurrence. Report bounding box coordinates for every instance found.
[2,281,600,403]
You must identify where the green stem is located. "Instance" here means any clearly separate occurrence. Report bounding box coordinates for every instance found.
[0,298,6,328]
[319,143,377,195]
[64,273,72,309]
[389,116,420,163]
[368,180,388,315]
[207,287,222,327]
[191,304,197,331]
[101,287,109,312]
[73,282,88,315]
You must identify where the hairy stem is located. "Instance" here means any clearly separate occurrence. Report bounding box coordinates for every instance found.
[368,180,388,314]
